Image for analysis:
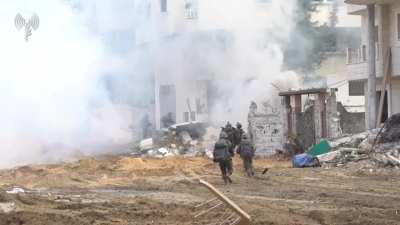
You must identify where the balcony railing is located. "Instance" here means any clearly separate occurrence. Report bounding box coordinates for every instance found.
[346,43,380,65]
[345,45,400,81]
[346,45,366,64]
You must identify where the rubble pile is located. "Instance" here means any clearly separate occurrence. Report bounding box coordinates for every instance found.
[134,122,218,158]
[320,113,400,169]
[379,113,400,143]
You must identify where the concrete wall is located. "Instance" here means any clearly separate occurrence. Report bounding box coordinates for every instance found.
[295,107,315,150]
[327,75,365,110]
[338,102,366,134]
[355,3,400,76]
[248,113,283,156]
[390,79,400,114]
[154,46,211,128]
[388,3,400,48]
[155,81,210,129]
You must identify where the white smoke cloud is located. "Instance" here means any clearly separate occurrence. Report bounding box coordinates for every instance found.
[0,0,141,168]
[141,0,300,127]
[0,0,303,167]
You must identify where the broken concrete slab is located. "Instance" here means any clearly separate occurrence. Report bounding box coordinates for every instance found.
[179,131,193,145]
[328,132,368,149]
[329,136,352,148]
[170,121,207,139]
[139,138,154,151]
[317,150,341,163]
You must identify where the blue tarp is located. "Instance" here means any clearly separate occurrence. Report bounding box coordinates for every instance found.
[292,153,317,168]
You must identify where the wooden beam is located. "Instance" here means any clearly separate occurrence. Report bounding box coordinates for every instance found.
[294,95,302,113]
[279,88,327,97]
[199,180,251,225]
[376,48,391,127]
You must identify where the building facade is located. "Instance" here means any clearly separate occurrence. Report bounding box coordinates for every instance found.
[345,0,400,128]
[134,0,271,129]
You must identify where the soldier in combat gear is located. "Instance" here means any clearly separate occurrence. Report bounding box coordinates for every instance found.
[234,122,244,146]
[213,132,233,184]
[237,134,255,177]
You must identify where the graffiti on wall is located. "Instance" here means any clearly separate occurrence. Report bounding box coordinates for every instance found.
[249,113,283,156]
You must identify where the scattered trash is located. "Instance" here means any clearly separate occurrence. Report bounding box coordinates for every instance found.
[308,140,331,156]
[292,153,320,168]
[133,122,218,159]
[158,148,169,155]
[6,187,25,194]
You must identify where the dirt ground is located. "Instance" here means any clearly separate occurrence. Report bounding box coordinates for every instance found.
[0,155,399,225]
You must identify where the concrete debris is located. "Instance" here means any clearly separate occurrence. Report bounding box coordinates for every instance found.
[158,147,169,155]
[316,150,341,162]
[139,138,154,151]
[378,113,400,143]
[179,131,192,145]
[320,147,369,167]
[133,122,218,158]
[320,129,400,168]
[329,132,368,149]
[170,121,207,139]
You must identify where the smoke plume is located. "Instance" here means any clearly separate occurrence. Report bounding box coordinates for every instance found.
[0,0,303,168]
[0,0,144,168]
[139,0,301,127]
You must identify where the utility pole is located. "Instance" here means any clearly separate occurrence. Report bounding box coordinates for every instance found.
[367,4,377,129]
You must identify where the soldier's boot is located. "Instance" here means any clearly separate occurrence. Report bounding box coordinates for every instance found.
[246,169,252,177]
[223,175,229,185]
[226,175,232,184]
[228,160,233,176]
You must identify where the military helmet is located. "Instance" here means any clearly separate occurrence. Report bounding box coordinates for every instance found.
[236,122,242,129]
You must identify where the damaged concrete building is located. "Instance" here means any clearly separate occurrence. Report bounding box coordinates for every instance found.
[134,0,271,129]
[279,88,365,150]
[345,0,400,129]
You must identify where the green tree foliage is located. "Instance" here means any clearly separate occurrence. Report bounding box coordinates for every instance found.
[284,0,337,73]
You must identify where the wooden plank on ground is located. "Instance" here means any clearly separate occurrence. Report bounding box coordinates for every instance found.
[199,179,251,225]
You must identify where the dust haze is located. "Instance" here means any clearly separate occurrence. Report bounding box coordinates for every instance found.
[0,0,305,168]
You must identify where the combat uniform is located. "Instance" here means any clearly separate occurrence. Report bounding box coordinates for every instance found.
[237,136,255,177]
[213,134,233,184]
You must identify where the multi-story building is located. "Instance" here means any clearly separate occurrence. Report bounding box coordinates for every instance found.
[345,0,400,128]
[134,0,271,129]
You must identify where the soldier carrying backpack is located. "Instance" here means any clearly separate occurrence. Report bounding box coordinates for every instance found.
[237,134,255,177]
[213,132,233,184]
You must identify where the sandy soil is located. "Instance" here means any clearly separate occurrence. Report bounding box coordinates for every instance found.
[0,155,399,225]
